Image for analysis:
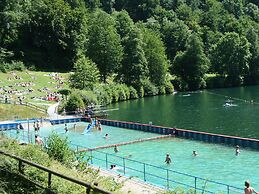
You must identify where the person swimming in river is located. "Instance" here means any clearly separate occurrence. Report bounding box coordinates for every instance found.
[165,153,172,164]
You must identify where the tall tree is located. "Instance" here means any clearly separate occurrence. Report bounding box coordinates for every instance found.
[162,19,190,63]
[87,10,123,82]
[69,56,100,90]
[119,27,148,90]
[210,32,251,85]
[142,28,169,86]
[244,27,259,83]
[172,34,209,90]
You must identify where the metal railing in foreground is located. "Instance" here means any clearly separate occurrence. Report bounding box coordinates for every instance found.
[0,150,112,194]
[1,130,244,194]
[72,144,244,194]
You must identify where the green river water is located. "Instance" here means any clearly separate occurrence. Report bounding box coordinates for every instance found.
[107,85,259,139]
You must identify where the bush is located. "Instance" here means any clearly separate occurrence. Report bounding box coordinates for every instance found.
[129,86,138,99]
[94,84,113,105]
[0,61,26,73]
[158,86,166,95]
[46,132,74,165]
[65,92,84,112]
[78,90,98,106]
[142,79,159,96]
[165,81,174,94]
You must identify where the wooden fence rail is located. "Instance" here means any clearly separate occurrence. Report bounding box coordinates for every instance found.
[0,150,112,194]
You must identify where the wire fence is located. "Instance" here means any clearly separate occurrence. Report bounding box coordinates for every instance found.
[1,129,244,194]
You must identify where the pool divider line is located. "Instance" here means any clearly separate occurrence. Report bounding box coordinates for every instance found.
[77,134,173,152]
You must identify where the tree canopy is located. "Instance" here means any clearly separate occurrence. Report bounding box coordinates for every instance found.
[0,0,259,91]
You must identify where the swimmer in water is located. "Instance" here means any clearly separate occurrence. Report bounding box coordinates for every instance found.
[235,145,240,156]
[165,153,171,164]
[114,145,119,153]
[192,151,198,156]
[104,133,108,139]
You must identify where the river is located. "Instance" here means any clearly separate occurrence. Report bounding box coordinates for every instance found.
[107,85,259,139]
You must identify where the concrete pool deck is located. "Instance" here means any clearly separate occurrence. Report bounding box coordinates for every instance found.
[94,166,166,194]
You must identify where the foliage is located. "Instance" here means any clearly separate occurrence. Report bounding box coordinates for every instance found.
[69,56,100,90]
[87,10,123,82]
[119,27,149,91]
[0,137,126,194]
[65,92,85,112]
[172,34,209,90]
[210,32,251,86]
[1,0,259,91]
[142,27,169,86]
[141,79,159,96]
[78,90,98,106]
[46,132,74,165]
[0,61,26,73]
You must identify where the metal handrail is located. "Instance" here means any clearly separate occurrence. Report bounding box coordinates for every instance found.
[0,150,112,194]
[2,130,244,193]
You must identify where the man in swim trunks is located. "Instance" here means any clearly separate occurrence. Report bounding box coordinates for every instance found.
[245,181,258,194]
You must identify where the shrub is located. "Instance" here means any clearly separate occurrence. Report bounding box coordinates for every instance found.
[93,85,112,105]
[158,86,166,95]
[165,81,174,94]
[65,92,84,112]
[0,61,26,72]
[46,132,74,165]
[78,90,98,106]
[142,79,159,96]
[129,86,138,99]
[139,86,145,98]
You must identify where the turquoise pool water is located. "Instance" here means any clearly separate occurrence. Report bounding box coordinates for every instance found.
[94,138,259,192]
[3,122,259,193]
[3,122,158,148]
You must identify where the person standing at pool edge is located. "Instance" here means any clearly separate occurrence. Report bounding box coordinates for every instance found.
[65,123,68,133]
[165,153,171,164]
[245,181,259,194]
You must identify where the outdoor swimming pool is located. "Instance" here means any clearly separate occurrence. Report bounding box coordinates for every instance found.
[2,121,258,193]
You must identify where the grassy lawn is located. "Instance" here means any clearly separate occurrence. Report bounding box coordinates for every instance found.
[0,71,70,107]
[0,104,46,121]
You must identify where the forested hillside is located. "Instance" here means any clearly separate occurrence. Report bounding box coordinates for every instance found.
[0,0,259,91]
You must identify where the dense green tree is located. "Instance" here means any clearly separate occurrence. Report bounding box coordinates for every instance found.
[244,3,259,22]
[87,10,123,82]
[210,32,251,85]
[100,0,114,13]
[113,10,134,38]
[119,27,148,90]
[172,34,209,90]
[244,27,259,83]
[162,19,190,63]
[69,56,100,90]
[118,0,160,21]
[222,0,244,18]
[85,0,101,10]
[142,28,169,86]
